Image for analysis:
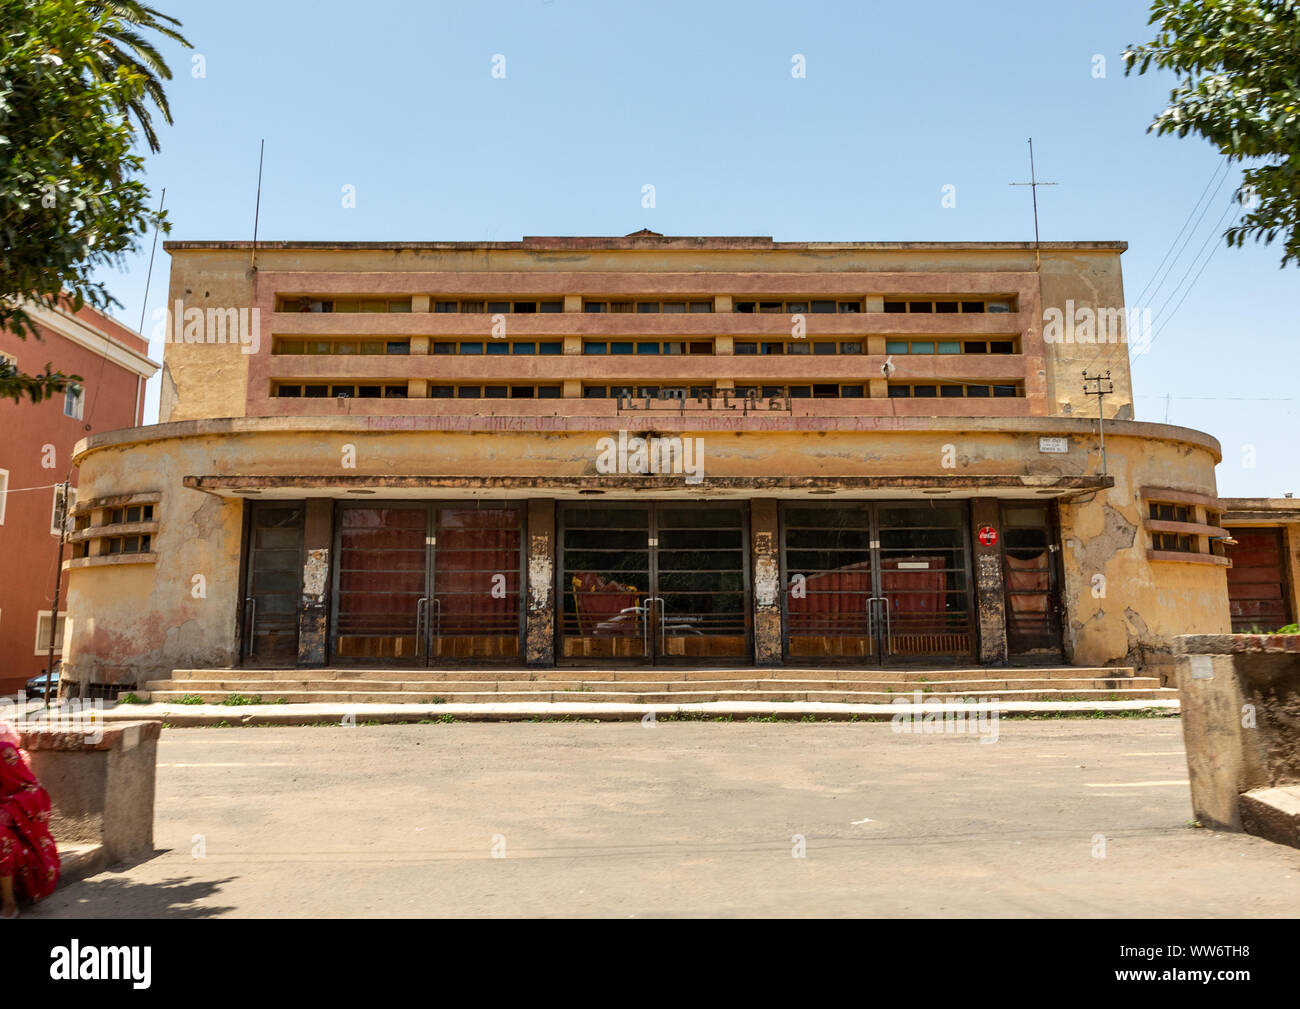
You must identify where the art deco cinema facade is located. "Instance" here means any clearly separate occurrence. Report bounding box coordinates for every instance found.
[59,233,1231,692]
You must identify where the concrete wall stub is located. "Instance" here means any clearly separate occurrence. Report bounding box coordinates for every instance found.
[971,499,1008,664]
[1175,634,1300,846]
[751,500,782,666]
[525,499,556,666]
[19,720,160,864]
[299,500,332,666]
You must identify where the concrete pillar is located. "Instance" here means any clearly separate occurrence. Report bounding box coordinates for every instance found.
[525,499,556,666]
[970,499,1008,665]
[298,499,333,667]
[751,500,782,666]
[563,295,582,313]
[412,295,431,313]
[23,720,161,866]
[715,295,733,313]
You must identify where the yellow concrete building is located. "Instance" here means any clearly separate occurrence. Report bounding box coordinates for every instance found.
[60,233,1232,694]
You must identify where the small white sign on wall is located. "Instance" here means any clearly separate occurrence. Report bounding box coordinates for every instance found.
[1189,654,1215,680]
[1039,436,1069,454]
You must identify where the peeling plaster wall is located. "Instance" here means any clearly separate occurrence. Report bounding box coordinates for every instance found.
[63,438,244,686]
[1057,437,1230,674]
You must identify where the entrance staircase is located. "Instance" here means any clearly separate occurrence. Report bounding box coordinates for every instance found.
[139,665,1173,705]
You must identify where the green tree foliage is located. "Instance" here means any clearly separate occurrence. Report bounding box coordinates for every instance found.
[0,0,188,403]
[1125,0,1300,266]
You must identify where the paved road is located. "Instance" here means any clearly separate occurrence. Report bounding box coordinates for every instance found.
[31,719,1300,917]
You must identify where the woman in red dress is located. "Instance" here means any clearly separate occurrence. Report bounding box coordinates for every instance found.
[0,720,60,917]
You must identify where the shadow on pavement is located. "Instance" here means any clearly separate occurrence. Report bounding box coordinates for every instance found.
[31,869,238,918]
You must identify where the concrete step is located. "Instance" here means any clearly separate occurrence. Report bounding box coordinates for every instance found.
[143,686,1176,705]
[146,675,1162,695]
[167,665,1140,684]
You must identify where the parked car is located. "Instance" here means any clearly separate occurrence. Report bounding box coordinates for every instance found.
[26,666,59,699]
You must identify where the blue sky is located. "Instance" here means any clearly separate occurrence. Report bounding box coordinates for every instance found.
[91,0,1297,497]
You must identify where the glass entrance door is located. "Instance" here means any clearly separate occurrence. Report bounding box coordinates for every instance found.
[780,502,975,664]
[331,503,523,663]
[558,503,750,663]
[243,502,305,664]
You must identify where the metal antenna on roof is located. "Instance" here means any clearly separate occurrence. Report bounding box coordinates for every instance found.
[1010,138,1058,268]
[251,139,265,272]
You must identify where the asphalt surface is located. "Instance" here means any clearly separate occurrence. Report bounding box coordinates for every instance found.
[30,718,1300,918]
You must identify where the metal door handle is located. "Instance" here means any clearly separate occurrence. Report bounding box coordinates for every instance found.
[243,597,257,657]
[416,597,428,654]
[643,596,665,657]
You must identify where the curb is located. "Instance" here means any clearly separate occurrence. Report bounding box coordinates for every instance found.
[93,698,1182,726]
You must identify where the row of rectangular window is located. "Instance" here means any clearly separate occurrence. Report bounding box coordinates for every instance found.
[270,338,1020,357]
[583,341,713,356]
[273,384,563,399]
[280,298,413,313]
[885,340,1018,355]
[887,384,1023,398]
[275,339,411,355]
[884,299,1015,314]
[428,385,563,399]
[1149,502,1193,524]
[72,504,154,532]
[584,301,714,314]
[432,341,563,355]
[277,296,1017,315]
[435,301,563,314]
[733,300,862,314]
[70,533,152,559]
[276,384,410,399]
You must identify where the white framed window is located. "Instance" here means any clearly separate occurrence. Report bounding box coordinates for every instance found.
[34,611,67,655]
[64,383,84,420]
[50,484,76,536]
[0,468,8,525]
